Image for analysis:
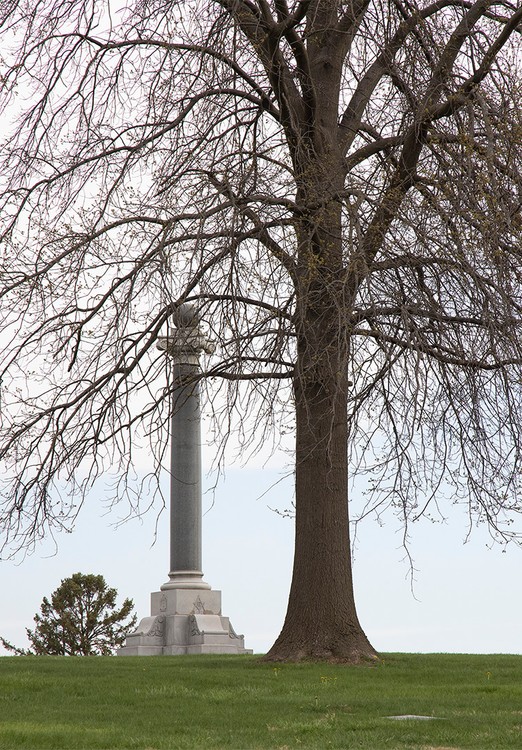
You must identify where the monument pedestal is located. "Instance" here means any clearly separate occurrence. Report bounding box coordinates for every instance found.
[118,586,252,656]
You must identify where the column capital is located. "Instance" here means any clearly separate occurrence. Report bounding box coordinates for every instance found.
[157,303,215,365]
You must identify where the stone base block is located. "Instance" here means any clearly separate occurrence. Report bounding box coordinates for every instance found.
[117,644,164,656]
[151,587,222,617]
[117,587,252,656]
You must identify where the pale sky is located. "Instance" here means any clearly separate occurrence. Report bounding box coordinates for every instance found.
[1,455,521,656]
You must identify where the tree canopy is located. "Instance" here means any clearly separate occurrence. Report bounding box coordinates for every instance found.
[0,572,137,655]
[0,0,521,660]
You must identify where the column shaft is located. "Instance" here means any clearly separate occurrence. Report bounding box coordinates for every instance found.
[170,362,202,575]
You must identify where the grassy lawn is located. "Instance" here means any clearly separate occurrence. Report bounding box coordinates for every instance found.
[0,653,521,749]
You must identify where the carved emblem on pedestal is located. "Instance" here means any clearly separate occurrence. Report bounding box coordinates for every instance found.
[147,615,166,638]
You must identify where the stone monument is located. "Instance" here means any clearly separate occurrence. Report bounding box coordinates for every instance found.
[118,304,251,655]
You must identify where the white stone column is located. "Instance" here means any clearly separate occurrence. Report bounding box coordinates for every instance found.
[117,304,252,655]
[156,304,213,591]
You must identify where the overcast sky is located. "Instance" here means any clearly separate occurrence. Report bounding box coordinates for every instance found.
[2,442,521,656]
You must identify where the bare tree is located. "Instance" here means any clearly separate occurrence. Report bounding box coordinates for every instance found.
[1,0,521,662]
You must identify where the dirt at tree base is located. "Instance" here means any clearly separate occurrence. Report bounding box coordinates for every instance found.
[261,638,380,665]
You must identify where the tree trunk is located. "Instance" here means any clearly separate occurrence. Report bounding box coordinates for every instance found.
[265,359,377,662]
[265,228,378,661]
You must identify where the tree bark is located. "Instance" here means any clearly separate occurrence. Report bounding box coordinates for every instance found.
[265,353,377,662]
[265,181,378,661]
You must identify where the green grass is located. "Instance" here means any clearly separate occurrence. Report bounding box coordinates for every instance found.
[1,653,522,749]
